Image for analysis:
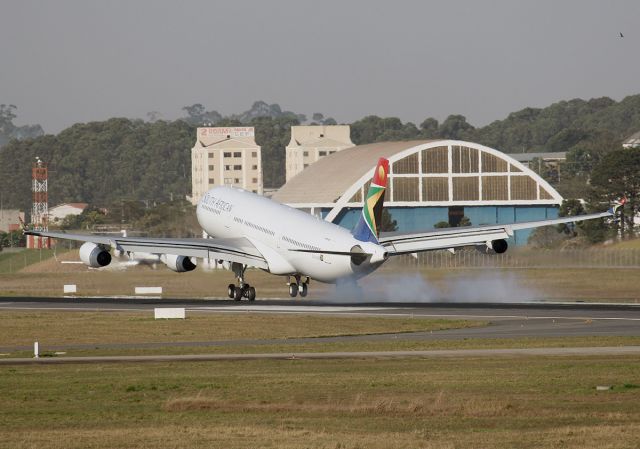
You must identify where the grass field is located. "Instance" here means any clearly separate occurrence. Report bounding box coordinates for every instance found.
[1,264,640,301]
[0,311,483,348]
[1,356,640,448]
[0,248,59,274]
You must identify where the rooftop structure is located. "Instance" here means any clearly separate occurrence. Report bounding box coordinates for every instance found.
[285,125,354,182]
[623,131,640,149]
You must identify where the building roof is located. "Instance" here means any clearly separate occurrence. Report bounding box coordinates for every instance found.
[288,125,353,147]
[50,203,88,211]
[273,140,435,203]
[293,137,354,149]
[273,140,563,219]
[623,130,640,147]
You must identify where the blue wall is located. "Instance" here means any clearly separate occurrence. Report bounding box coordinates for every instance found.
[326,205,559,246]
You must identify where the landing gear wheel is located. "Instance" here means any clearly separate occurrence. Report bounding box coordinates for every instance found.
[247,286,256,301]
[289,283,298,298]
[299,283,308,297]
[233,286,243,301]
[228,284,236,299]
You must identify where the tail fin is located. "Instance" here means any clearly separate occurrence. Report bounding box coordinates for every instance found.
[351,158,389,243]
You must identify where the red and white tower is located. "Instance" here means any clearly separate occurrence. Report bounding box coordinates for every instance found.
[27,157,50,249]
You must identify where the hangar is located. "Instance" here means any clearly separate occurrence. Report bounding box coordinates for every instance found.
[272,140,563,245]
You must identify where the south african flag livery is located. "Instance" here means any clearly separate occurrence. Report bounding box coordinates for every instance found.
[352,158,389,243]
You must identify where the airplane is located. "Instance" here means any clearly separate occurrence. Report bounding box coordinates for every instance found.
[26,157,615,300]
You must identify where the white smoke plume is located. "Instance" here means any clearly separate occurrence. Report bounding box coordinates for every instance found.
[324,271,541,303]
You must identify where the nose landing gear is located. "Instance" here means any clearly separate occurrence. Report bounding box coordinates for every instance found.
[287,275,310,298]
[227,263,256,301]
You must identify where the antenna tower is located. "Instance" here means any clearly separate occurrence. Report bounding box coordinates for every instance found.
[27,157,50,249]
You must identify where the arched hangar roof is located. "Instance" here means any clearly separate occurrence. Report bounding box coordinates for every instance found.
[272,140,563,222]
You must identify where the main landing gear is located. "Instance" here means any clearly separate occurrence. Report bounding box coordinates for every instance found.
[227,262,256,301]
[287,275,310,298]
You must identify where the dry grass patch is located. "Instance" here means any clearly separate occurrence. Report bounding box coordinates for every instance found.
[164,391,512,418]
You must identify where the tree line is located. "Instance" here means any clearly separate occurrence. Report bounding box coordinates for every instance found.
[0,96,639,243]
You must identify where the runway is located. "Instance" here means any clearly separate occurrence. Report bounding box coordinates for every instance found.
[1,296,640,345]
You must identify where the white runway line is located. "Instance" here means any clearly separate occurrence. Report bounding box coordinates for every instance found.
[192,305,390,313]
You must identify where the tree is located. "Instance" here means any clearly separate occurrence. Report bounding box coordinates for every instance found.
[419,117,439,138]
[0,104,44,147]
[591,147,640,238]
[437,115,475,140]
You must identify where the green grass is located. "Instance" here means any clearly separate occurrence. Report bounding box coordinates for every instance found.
[1,356,640,448]
[0,248,59,274]
[0,310,484,350]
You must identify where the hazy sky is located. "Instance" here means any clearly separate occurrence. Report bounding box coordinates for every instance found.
[1,0,638,133]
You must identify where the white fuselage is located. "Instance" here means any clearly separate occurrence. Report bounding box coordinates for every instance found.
[196,186,387,283]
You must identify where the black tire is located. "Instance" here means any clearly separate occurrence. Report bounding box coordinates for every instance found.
[248,286,256,301]
[227,284,236,299]
[299,283,308,297]
[233,286,243,301]
[289,283,298,298]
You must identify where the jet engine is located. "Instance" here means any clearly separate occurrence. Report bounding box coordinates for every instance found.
[475,239,509,255]
[163,254,197,272]
[79,242,112,268]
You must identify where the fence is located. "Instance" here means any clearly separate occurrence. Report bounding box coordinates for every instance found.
[387,248,640,269]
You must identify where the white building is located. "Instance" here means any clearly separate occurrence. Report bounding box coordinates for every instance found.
[49,203,88,223]
[285,125,354,182]
[623,131,640,149]
[191,127,263,205]
[0,209,25,232]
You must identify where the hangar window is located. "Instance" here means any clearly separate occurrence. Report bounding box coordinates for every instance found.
[510,176,537,200]
[453,177,479,201]
[393,153,419,174]
[452,146,479,173]
[362,180,371,197]
[393,177,419,201]
[481,152,508,173]
[422,146,448,173]
[349,189,362,203]
[510,164,522,173]
[422,177,448,201]
[539,185,554,200]
[482,176,508,200]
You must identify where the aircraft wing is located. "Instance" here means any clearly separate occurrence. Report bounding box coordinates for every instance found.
[378,211,612,256]
[24,231,268,269]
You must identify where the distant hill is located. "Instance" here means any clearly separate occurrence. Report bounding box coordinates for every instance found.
[467,95,640,153]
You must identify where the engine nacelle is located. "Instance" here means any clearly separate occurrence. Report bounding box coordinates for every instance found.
[163,254,197,272]
[79,242,112,268]
[475,239,509,255]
